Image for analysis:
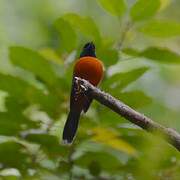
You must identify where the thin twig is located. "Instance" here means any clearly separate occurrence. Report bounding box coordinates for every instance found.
[75,77,180,152]
[118,21,133,50]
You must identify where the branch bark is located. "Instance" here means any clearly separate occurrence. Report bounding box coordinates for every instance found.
[75,77,180,152]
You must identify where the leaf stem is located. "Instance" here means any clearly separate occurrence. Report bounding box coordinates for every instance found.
[118,21,133,50]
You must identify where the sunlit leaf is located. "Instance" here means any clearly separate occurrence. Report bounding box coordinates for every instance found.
[91,127,136,155]
[39,48,63,64]
[123,47,180,64]
[130,0,160,21]
[98,0,127,17]
[139,20,180,37]
[54,18,77,53]
[9,46,58,85]
[159,0,171,11]
[122,48,140,56]
[62,13,101,46]
[102,67,149,91]
[140,47,180,64]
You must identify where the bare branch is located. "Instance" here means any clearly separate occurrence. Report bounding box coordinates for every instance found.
[75,77,180,152]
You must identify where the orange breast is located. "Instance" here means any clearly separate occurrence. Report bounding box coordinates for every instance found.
[74,56,104,86]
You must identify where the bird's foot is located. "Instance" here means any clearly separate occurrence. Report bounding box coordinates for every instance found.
[74,77,88,94]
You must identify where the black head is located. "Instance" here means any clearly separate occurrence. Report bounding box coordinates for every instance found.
[80,42,96,58]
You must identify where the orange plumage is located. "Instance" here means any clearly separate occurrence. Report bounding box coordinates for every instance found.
[74,56,103,86]
[62,42,104,144]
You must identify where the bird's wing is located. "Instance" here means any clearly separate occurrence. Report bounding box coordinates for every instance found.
[83,97,92,113]
[70,76,91,113]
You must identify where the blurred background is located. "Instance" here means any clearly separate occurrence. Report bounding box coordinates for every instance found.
[0,0,180,179]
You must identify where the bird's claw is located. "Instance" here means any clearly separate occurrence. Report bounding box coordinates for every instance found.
[74,77,88,93]
[80,84,88,92]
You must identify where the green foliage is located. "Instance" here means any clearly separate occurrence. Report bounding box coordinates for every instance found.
[0,73,60,118]
[0,0,180,179]
[62,13,101,46]
[25,133,68,157]
[0,141,31,171]
[102,67,149,91]
[130,0,160,21]
[9,47,58,85]
[118,90,152,109]
[0,97,39,135]
[124,47,180,64]
[140,47,180,64]
[75,151,122,173]
[54,18,77,53]
[97,45,119,67]
[91,127,137,155]
[98,0,127,17]
[139,20,180,37]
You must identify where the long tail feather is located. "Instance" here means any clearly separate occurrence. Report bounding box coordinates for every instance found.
[62,110,80,144]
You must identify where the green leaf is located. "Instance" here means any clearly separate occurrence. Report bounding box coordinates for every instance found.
[0,73,32,99]
[54,18,77,53]
[98,0,126,17]
[139,20,180,37]
[9,46,58,85]
[25,133,68,157]
[75,151,122,173]
[130,0,160,21]
[159,0,171,11]
[92,127,137,155]
[88,160,101,176]
[62,13,101,45]
[123,47,180,64]
[140,47,180,64]
[118,91,152,108]
[0,73,60,118]
[39,48,63,64]
[0,141,31,171]
[102,67,149,91]
[98,106,125,126]
[97,46,119,67]
[122,48,140,56]
[0,97,39,135]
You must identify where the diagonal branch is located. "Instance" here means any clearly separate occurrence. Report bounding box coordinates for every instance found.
[75,77,180,152]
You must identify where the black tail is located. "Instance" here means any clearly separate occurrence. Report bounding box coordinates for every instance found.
[62,110,81,144]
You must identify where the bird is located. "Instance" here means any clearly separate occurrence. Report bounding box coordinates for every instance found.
[62,42,104,144]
